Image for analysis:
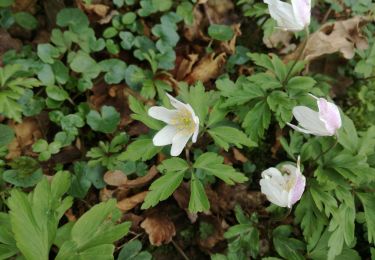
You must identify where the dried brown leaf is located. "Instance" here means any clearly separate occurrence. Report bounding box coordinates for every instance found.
[233,148,248,163]
[104,170,128,186]
[117,191,148,212]
[184,52,226,84]
[141,213,176,246]
[6,118,42,159]
[121,166,158,189]
[286,16,370,62]
[174,54,199,81]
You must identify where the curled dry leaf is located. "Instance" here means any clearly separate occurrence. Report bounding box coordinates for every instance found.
[100,187,115,202]
[232,148,248,163]
[7,118,42,159]
[104,170,128,186]
[0,29,22,61]
[117,191,148,212]
[76,0,110,18]
[99,10,119,25]
[184,52,226,84]
[141,213,176,246]
[121,165,158,189]
[220,23,241,54]
[263,29,295,54]
[174,54,199,81]
[286,16,370,62]
[183,5,209,42]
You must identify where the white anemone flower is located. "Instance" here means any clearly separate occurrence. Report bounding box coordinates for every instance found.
[264,0,311,32]
[287,95,342,136]
[260,157,305,208]
[148,94,199,156]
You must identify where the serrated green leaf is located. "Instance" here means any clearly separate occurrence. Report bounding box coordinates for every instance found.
[208,126,257,151]
[118,137,161,161]
[189,173,210,213]
[194,152,248,184]
[142,169,185,209]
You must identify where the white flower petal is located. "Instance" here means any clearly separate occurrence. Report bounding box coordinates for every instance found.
[292,106,332,136]
[260,178,289,207]
[153,125,178,146]
[166,93,188,111]
[191,116,200,143]
[264,0,302,31]
[170,131,192,156]
[148,106,178,124]
[291,0,311,28]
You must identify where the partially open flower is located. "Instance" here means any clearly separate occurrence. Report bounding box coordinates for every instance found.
[287,95,342,136]
[148,94,199,156]
[264,0,311,32]
[260,157,305,208]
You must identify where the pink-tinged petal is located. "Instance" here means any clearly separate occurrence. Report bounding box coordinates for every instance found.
[292,106,332,136]
[170,131,191,156]
[287,174,306,208]
[291,0,311,28]
[317,98,342,135]
[148,106,178,124]
[264,0,303,31]
[153,125,178,146]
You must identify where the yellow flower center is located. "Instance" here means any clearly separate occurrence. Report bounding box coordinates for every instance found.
[171,108,196,134]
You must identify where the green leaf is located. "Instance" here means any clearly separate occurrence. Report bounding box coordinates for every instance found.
[194,152,248,184]
[295,189,326,246]
[142,161,187,209]
[99,59,127,84]
[273,225,305,260]
[128,95,162,130]
[56,8,89,33]
[46,85,69,101]
[208,24,234,41]
[37,64,55,85]
[152,23,179,52]
[327,194,355,260]
[267,90,296,127]
[68,162,93,199]
[103,27,118,38]
[0,124,14,146]
[189,173,210,213]
[87,106,120,133]
[242,100,271,143]
[37,44,60,64]
[125,65,150,89]
[8,172,73,260]
[118,239,152,260]
[308,229,360,260]
[70,51,101,79]
[56,200,130,260]
[13,12,38,30]
[178,81,213,125]
[176,1,194,25]
[286,76,316,97]
[118,137,161,161]
[208,126,257,151]
[121,12,137,25]
[337,114,358,153]
[3,156,43,187]
[0,0,13,7]
[356,192,375,244]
